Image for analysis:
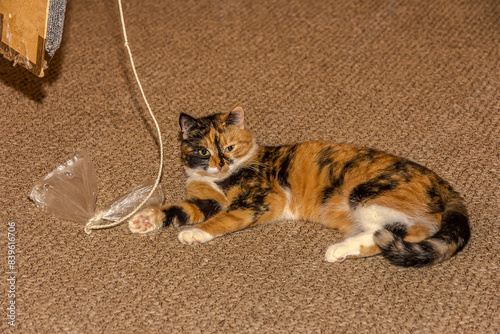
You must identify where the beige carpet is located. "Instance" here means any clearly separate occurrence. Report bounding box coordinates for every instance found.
[1,0,499,332]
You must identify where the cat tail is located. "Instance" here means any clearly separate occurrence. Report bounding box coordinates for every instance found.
[373,193,471,267]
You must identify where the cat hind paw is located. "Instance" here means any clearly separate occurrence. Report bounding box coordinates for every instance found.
[178,228,214,245]
[325,243,360,263]
[128,208,164,234]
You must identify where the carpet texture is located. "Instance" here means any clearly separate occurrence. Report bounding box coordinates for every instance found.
[1,0,499,332]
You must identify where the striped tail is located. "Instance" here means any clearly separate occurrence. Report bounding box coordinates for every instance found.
[374,194,471,267]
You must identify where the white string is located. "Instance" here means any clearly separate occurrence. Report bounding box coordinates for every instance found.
[85,0,164,234]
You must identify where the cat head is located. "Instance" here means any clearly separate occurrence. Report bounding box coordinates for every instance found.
[179,106,256,178]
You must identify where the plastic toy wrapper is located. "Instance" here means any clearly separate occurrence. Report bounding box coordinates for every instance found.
[29,153,164,231]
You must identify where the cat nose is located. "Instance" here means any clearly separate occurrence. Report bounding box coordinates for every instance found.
[218,161,225,168]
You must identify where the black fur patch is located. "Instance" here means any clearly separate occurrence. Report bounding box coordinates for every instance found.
[227,188,270,223]
[427,186,446,214]
[227,190,269,212]
[321,151,376,204]
[213,134,226,164]
[384,222,408,238]
[277,145,297,189]
[316,146,337,173]
[387,159,417,182]
[215,166,256,190]
[434,209,470,252]
[163,206,189,227]
[321,177,343,204]
[348,173,400,207]
[259,146,283,170]
[187,199,223,220]
[183,144,211,170]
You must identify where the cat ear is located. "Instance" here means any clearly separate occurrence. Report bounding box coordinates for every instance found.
[179,113,197,139]
[224,106,245,129]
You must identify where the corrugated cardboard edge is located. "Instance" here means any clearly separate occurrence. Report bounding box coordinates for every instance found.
[0,8,48,77]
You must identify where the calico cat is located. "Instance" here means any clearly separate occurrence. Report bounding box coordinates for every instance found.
[129,106,470,267]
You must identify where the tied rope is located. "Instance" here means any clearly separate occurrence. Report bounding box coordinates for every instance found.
[85,0,164,234]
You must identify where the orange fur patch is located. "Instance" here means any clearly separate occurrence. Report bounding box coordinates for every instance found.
[179,202,205,224]
[359,244,381,257]
[404,224,433,242]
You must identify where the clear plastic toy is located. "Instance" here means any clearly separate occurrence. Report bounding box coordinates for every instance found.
[29,152,164,233]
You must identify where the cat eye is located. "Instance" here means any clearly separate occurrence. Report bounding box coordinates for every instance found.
[225,145,235,152]
[199,148,210,156]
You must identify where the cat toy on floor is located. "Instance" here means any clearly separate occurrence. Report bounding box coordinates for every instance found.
[29,0,165,233]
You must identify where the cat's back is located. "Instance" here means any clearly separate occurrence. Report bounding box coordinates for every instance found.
[261,139,440,183]
[258,140,403,181]
[257,140,453,218]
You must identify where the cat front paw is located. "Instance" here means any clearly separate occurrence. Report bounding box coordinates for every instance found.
[129,208,164,234]
[178,228,214,245]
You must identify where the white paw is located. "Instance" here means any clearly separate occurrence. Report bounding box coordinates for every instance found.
[128,208,163,234]
[325,243,360,263]
[178,228,214,245]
